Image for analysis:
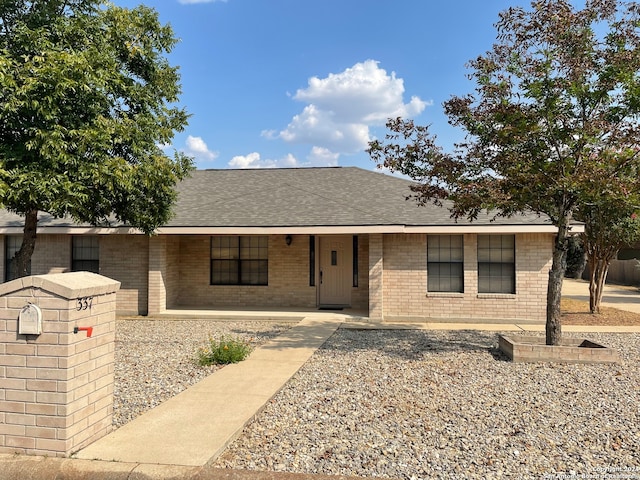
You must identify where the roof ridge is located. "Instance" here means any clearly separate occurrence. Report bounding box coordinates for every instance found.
[198,166,346,172]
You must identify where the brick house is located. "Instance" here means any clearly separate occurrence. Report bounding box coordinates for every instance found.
[0,167,570,322]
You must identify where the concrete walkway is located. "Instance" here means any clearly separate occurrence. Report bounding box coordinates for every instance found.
[76,315,343,466]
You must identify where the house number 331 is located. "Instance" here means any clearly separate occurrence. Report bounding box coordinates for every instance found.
[76,296,94,311]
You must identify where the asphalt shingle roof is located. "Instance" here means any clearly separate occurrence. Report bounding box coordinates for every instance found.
[0,167,553,230]
[166,167,551,228]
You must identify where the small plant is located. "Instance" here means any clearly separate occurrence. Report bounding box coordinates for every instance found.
[197,335,253,366]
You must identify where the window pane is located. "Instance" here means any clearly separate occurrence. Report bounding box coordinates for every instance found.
[428,262,463,293]
[211,259,239,284]
[477,235,515,294]
[212,236,238,259]
[478,262,515,293]
[427,235,464,293]
[72,236,99,273]
[241,260,268,285]
[73,260,100,273]
[211,236,268,285]
[240,236,267,260]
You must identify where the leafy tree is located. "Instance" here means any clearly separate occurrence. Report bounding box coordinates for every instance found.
[580,204,640,313]
[0,0,193,279]
[368,0,640,345]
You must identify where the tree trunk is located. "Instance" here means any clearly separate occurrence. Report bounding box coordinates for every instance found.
[588,254,598,313]
[546,218,570,345]
[595,262,609,313]
[10,209,38,280]
[588,253,614,314]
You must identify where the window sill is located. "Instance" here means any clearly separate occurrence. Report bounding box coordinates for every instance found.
[477,293,516,299]
[426,292,465,298]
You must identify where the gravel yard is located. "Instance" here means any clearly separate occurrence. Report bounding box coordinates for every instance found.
[213,329,640,480]
[113,320,640,479]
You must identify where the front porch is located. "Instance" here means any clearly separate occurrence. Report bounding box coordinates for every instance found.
[146,233,381,318]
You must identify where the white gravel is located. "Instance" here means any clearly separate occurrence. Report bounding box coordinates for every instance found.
[113,322,640,479]
[112,318,296,428]
[213,329,640,480]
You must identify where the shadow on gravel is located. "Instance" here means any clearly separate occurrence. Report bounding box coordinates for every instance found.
[320,328,505,361]
[227,325,295,341]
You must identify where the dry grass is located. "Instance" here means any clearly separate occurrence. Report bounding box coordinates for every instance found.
[561,297,640,326]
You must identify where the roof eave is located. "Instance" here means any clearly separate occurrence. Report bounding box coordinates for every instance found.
[0,223,578,236]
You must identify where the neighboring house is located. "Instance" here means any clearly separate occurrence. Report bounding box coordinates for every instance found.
[0,167,570,322]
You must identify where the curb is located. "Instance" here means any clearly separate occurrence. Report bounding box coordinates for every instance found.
[0,455,376,480]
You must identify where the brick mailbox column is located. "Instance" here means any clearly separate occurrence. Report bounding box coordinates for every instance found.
[0,272,120,457]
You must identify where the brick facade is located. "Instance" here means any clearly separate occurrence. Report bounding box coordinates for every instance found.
[381,233,552,322]
[100,235,149,316]
[0,234,147,316]
[0,232,552,321]
[175,235,318,309]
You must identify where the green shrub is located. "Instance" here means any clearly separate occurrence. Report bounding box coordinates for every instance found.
[197,335,253,366]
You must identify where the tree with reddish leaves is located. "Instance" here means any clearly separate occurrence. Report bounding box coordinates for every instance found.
[581,205,640,314]
[368,0,640,345]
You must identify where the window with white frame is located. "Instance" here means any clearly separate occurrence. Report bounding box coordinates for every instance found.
[72,236,99,273]
[427,235,464,293]
[5,236,30,281]
[477,235,515,294]
[210,236,268,285]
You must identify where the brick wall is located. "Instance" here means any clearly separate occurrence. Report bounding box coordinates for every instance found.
[0,235,70,280]
[176,235,317,309]
[165,236,180,308]
[368,233,384,320]
[0,232,553,320]
[1,235,149,316]
[381,233,552,322]
[0,272,120,457]
[147,236,168,315]
[31,235,70,275]
[100,235,149,315]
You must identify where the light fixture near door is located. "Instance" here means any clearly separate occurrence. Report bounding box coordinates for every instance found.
[285,235,292,246]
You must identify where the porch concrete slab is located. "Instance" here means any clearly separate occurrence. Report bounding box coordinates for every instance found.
[153,307,368,322]
[75,315,342,467]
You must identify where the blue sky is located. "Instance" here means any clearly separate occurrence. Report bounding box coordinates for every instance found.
[113,0,538,170]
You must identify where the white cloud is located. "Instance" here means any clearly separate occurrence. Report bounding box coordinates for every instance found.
[228,152,264,169]
[273,60,429,155]
[178,0,226,4]
[182,135,218,163]
[228,152,300,169]
[307,146,339,167]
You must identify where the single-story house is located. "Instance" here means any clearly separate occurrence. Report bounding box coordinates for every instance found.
[0,167,571,322]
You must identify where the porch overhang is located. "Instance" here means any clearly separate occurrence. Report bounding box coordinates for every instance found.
[0,223,579,235]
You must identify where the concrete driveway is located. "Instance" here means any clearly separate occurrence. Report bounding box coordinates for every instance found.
[562,278,640,314]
